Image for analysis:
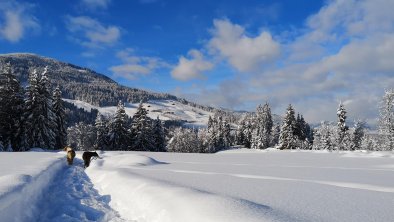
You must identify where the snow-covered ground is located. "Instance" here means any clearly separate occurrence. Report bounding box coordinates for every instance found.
[64,99,212,127]
[1,149,393,221]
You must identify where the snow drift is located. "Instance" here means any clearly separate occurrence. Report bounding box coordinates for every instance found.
[86,152,295,222]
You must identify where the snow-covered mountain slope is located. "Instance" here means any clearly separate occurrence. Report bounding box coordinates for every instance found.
[64,98,213,127]
[1,149,393,222]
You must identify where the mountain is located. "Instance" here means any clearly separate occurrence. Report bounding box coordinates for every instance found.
[0,53,241,126]
[0,53,178,107]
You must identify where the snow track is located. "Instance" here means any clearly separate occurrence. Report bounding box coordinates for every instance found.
[37,159,125,222]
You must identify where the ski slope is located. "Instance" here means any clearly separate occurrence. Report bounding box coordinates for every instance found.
[0,149,393,221]
[64,99,213,127]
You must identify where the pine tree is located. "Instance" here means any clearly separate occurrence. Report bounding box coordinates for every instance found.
[252,103,273,149]
[279,104,297,149]
[270,123,280,147]
[131,102,153,151]
[53,86,67,149]
[243,114,253,148]
[222,118,232,147]
[336,102,351,150]
[152,116,166,152]
[353,120,365,150]
[0,62,24,151]
[24,67,56,149]
[108,101,130,150]
[378,89,394,151]
[67,122,96,151]
[95,114,108,150]
[236,117,246,145]
[216,116,224,149]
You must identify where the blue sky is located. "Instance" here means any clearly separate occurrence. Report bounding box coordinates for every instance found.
[1,0,394,124]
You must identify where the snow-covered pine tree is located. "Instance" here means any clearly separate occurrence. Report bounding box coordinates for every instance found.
[24,67,57,149]
[216,116,224,149]
[67,122,96,151]
[294,114,302,140]
[207,116,218,149]
[131,102,154,151]
[352,120,365,150]
[52,86,67,149]
[108,101,130,150]
[252,103,273,149]
[312,128,322,150]
[152,116,166,152]
[336,102,351,150]
[167,128,200,153]
[198,128,213,153]
[270,123,280,147]
[378,88,394,151]
[223,118,232,147]
[0,62,24,151]
[243,114,253,148]
[236,117,246,145]
[279,104,297,149]
[361,134,379,151]
[95,113,108,150]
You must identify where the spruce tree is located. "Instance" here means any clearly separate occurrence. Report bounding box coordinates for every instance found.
[378,89,394,151]
[252,103,273,149]
[152,116,166,152]
[336,102,350,150]
[236,117,246,145]
[131,102,153,151]
[0,62,24,151]
[24,67,56,149]
[95,114,108,150]
[279,104,297,149]
[223,118,232,147]
[108,100,129,150]
[353,120,365,150]
[53,86,67,149]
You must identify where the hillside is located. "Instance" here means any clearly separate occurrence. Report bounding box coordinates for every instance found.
[0,53,279,127]
[65,98,213,128]
[0,53,179,106]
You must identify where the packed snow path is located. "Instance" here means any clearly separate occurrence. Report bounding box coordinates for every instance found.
[37,159,125,222]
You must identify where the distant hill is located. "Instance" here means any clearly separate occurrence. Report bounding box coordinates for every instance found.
[0,53,179,107]
[0,53,245,126]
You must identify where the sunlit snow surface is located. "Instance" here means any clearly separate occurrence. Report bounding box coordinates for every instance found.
[1,149,394,221]
[64,99,212,128]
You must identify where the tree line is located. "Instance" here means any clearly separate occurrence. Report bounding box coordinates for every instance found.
[1,62,393,152]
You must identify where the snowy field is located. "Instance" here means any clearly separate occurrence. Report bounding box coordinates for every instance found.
[1,149,393,222]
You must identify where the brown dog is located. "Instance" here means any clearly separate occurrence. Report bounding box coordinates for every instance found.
[64,146,76,165]
[82,151,100,168]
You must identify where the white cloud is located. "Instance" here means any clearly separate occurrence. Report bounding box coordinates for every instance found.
[208,19,280,72]
[81,0,111,9]
[65,16,120,48]
[171,49,214,81]
[174,0,394,126]
[110,48,169,80]
[0,0,39,42]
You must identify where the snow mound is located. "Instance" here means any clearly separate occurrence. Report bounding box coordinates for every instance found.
[86,152,296,222]
[94,152,166,168]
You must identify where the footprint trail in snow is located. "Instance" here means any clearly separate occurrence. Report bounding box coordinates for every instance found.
[37,159,125,222]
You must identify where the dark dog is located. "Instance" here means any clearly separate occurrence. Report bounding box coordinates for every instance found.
[82,151,100,168]
[64,146,76,165]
